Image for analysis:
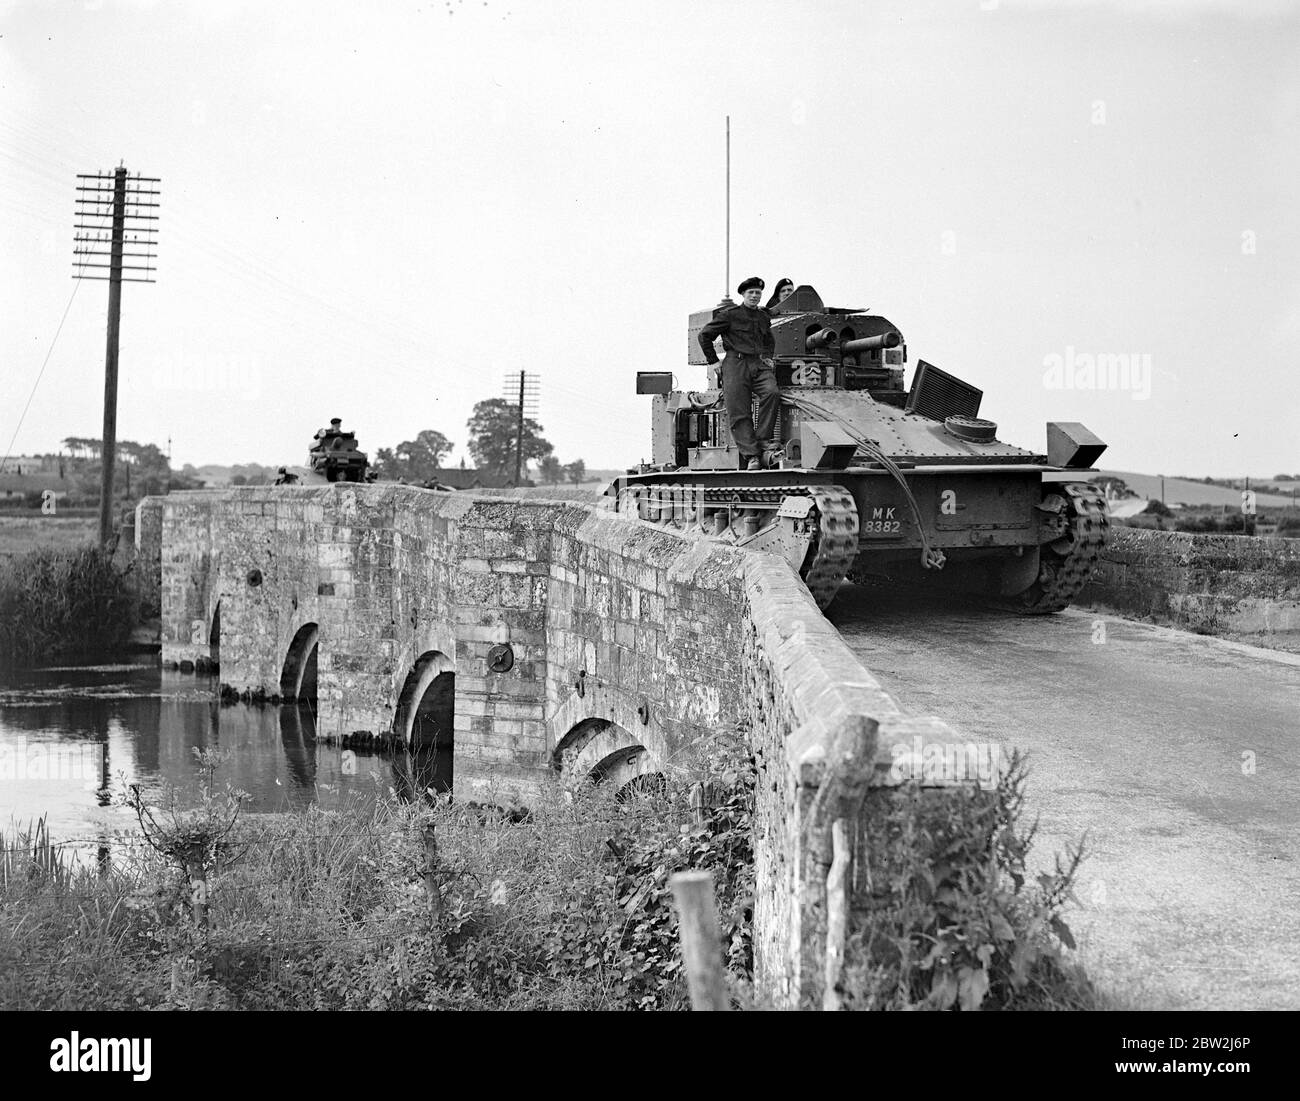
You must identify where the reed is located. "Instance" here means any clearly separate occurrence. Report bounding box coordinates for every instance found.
[0,544,135,666]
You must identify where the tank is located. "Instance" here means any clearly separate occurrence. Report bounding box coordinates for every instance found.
[274,418,371,485]
[608,284,1109,611]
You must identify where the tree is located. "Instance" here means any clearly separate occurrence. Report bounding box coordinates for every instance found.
[565,459,587,486]
[375,429,453,482]
[539,456,563,486]
[372,447,400,479]
[466,399,553,481]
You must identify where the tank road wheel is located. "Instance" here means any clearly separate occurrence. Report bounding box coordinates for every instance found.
[730,487,858,610]
[1015,481,1109,614]
[614,482,859,612]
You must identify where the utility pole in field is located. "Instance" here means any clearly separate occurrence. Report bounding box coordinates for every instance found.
[74,165,159,546]
[501,370,540,486]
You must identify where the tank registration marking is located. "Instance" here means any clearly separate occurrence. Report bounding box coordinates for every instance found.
[861,504,906,538]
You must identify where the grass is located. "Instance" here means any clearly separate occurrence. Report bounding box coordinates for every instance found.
[0,744,1103,1011]
[0,514,99,559]
[0,764,755,1011]
[0,817,75,893]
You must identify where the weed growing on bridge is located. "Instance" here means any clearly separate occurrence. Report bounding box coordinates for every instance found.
[0,544,136,666]
[840,751,1097,1011]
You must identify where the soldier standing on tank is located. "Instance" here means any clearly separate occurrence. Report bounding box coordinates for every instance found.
[698,276,779,471]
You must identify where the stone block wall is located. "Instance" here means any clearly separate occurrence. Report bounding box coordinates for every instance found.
[1081,527,1300,646]
[134,497,165,619]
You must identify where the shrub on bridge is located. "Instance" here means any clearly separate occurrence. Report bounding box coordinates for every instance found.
[840,752,1097,1011]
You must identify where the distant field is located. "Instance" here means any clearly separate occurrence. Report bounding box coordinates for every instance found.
[1096,470,1298,509]
[0,515,99,558]
[0,471,64,492]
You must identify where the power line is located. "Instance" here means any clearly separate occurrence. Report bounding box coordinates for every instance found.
[0,280,82,474]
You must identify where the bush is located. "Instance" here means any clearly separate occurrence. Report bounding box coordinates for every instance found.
[0,544,136,666]
[840,753,1097,1011]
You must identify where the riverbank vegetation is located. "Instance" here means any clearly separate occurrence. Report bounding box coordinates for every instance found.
[0,544,137,667]
[0,742,1098,1011]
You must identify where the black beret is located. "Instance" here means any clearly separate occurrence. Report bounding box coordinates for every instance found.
[737,276,765,293]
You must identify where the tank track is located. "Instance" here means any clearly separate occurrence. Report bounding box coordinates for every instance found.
[801,486,859,609]
[1017,481,1110,613]
[630,482,859,610]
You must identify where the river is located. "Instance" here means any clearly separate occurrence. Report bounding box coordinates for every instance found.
[0,658,419,861]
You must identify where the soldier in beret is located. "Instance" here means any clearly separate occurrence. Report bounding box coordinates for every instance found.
[698,276,778,470]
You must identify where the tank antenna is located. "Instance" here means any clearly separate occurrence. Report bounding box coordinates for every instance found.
[725,114,730,297]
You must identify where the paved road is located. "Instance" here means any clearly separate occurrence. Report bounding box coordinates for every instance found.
[830,582,1300,1010]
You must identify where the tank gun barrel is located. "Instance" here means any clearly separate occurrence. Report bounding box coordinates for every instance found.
[841,332,901,355]
[805,328,839,352]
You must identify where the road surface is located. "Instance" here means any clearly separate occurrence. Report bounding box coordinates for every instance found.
[830,582,1300,1010]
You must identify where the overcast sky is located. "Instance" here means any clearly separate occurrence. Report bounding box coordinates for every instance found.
[2,0,1296,477]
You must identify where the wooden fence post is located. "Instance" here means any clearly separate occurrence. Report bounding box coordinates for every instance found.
[187,862,208,931]
[423,824,442,923]
[669,870,730,1011]
[822,818,850,1011]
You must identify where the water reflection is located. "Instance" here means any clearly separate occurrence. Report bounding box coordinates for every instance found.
[0,660,388,853]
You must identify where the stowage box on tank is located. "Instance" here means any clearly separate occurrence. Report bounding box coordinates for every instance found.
[610,284,1109,612]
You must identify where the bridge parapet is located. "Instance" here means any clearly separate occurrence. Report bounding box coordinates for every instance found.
[1082,527,1300,647]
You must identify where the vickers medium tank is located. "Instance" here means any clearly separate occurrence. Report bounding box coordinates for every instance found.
[274,418,371,485]
[608,284,1109,611]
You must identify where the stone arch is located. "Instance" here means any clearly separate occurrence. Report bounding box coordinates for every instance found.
[392,651,455,745]
[392,651,455,794]
[553,717,661,789]
[208,600,221,663]
[545,680,668,770]
[280,622,319,702]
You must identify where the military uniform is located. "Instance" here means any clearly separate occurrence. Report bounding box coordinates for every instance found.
[697,301,778,465]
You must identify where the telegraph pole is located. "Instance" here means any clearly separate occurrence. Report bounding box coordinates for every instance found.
[74,165,159,546]
[514,371,525,487]
[501,371,540,486]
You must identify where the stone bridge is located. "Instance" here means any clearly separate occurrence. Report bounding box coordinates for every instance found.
[136,483,968,1006]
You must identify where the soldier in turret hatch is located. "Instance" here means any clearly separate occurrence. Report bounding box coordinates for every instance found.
[698,276,779,471]
[765,277,795,312]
